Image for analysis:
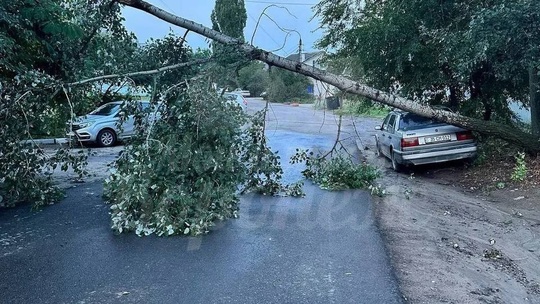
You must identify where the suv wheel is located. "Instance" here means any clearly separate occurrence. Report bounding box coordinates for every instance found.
[97,129,116,147]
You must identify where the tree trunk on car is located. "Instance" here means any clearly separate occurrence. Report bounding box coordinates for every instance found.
[115,0,540,153]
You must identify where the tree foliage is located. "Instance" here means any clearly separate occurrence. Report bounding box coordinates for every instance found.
[211,0,246,41]
[465,0,540,134]
[131,32,202,92]
[315,0,536,125]
[266,67,311,103]
[104,81,304,236]
[0,0,134,208]
[210,0,249,88]
[238,61,269,97]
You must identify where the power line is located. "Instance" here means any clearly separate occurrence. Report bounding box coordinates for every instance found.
[157,0,177,13]
[248,13,282,47]
[245,1,317,6]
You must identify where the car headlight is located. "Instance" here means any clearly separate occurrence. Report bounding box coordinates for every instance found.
[78,121,95,128]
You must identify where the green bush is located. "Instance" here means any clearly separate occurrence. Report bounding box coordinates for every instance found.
[336,97,388,117]
[511,152,528,182]
[238,62,269,97]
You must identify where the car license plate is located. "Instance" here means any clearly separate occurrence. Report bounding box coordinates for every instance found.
[424,134,452,144]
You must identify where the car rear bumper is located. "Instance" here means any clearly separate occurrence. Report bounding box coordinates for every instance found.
[395,146,477,165]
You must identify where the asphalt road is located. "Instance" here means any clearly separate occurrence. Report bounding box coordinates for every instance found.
[0,99,402,304]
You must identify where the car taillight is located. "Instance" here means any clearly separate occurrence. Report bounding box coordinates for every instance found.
[242,97,248,105]
[401,137,419,148]
[457,131,474,141]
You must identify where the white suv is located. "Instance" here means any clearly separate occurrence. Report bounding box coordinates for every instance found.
[66,101,158,147]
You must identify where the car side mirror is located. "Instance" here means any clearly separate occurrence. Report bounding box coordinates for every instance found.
[375,126,382,130]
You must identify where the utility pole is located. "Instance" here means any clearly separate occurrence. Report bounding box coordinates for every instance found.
[298,38,303,62]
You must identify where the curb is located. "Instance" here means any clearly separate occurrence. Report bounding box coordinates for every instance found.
[21,138,68,145]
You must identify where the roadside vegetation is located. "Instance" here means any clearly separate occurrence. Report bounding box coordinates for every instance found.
[236,61,313,103]
[334,97,389,118]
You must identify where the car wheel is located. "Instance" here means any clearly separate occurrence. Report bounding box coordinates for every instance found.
[391,151,402,172]
[375,138,382,157]
[97,129,116,147]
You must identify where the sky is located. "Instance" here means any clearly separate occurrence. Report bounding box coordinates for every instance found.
[121,0,323,57]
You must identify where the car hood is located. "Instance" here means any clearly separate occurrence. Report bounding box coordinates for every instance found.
[72,114,116,124]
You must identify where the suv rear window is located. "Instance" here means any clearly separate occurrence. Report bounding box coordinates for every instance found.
[398,113,444,131]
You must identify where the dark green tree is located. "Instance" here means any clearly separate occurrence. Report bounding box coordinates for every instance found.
[211,0,247,40]
[210,0,248,88]
[315,0,520,122]
[132,32,200,93]
[0,0,135,207]
[266,68,311,103]
[238,61,269,97]
[466,0,540,134]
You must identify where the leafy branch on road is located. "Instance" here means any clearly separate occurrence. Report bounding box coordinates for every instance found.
[240,103,305,197]
[104,82,304,237]
[291,149,379,191]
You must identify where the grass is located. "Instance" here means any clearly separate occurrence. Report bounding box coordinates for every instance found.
[333,99,389,118]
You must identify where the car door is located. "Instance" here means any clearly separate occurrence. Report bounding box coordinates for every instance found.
[385,114,398,154]
[381,114,398,157]
[120,102,145,138]
[378,114,392,157]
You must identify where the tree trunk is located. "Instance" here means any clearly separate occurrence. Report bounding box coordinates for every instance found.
[441,63,459,111]
[530,66,540,137]
[448,85,459,111]
[116,0,540,153]
[482,100,492,121]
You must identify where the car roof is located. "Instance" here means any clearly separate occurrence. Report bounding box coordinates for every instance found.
[390,106,454,115]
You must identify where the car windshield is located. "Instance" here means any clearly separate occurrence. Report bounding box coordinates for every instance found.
[224,93,241,101]
[90,103,121,116]
[399,113,445,131]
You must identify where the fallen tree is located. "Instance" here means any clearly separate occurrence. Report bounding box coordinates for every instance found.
[116,0,540,153]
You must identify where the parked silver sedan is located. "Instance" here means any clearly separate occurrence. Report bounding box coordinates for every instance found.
[374,110,477,171]
[66,101,159,147]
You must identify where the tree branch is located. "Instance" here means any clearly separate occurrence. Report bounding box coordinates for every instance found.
[116,0,540,152]
[68,58,210,86]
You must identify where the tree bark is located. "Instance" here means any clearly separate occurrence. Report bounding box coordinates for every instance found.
[115,0,540,153]
[530,66,540,136]
[441,62,459,111]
